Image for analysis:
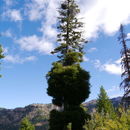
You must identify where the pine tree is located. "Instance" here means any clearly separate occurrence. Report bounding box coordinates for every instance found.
[19,117,35,130]
[118,24,130,107]
[46,0,90,130]
[97,86,114,115]
[51,0,86,65]
[0,44,4,77]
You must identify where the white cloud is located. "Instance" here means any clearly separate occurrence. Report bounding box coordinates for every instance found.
[127,33,130,39]
[4,0,12,6]
[24,0,59,46]
[94,60,102,70]
[16,0,59,55]
[25,0,59,22]
[110,94,123,98]
[24,56,37,61]
[4,55,37,64]
[16,35,54,54]
[79,0,130,38]
[106,86,120,93]
[104,63,121,75]
[2,47,8,54]
[3,0,130,54]
[83,56,89,62]
[87,47,97,53]
[4,9,22,21]
[24,0,130,39]
[23,0,130,52]
[25,0,48,21]
[38,0,59,54]
[1,30,13,38]
[94,59,122,75]
[4,0,13,6]
[106,86,123,98]
[3,0,130,38]
[115,58,122,64]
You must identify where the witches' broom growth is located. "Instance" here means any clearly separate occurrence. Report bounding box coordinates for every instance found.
[46,0,90,130]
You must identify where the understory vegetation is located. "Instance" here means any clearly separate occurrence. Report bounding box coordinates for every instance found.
[84,87,130,130]
[84,108,130,130]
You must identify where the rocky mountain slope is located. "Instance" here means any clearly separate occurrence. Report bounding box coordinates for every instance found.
[0,97,122,130]
[0,104,54,130]
[84,96,122,112]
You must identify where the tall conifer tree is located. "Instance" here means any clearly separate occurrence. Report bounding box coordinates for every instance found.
[46,0,90,130]
[118,25,130,107]
[97,86,114,115]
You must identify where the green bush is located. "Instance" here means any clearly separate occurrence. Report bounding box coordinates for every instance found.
[19,117,35,130]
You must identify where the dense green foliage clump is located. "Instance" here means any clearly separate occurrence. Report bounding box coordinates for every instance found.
[19,117,35,130]
[47,63,90,106]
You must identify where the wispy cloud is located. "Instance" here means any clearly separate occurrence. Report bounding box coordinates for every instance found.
[1,30,13,38]
[16,35,54,54]
[16,0,59,55]
[110,94,123,98]
[83,56,89,62]
[106,86,120,93]
[3,9,22,21]
[4,55,37,64]
[2,0,130,54]
[87,47,97,53]
[25,0,48,21]
[22,0,130,54]
[4,0,13,6]
[94,59,122,75]
[106,86,123,98]
[2,47,8,54]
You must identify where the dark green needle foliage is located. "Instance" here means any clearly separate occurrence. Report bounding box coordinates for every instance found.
[47,63,90,106]
[19,117,35,130]
[46,0,90,130]
[51,0,86,63]
[0,45,4,77]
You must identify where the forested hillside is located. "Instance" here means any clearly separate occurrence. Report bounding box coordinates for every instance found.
[0,97,122,130]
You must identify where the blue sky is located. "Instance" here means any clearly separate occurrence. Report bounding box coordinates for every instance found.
[0,0,130,109]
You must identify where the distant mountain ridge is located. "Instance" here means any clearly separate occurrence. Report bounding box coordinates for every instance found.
[0,97,122,130]
[84,96,122,112]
